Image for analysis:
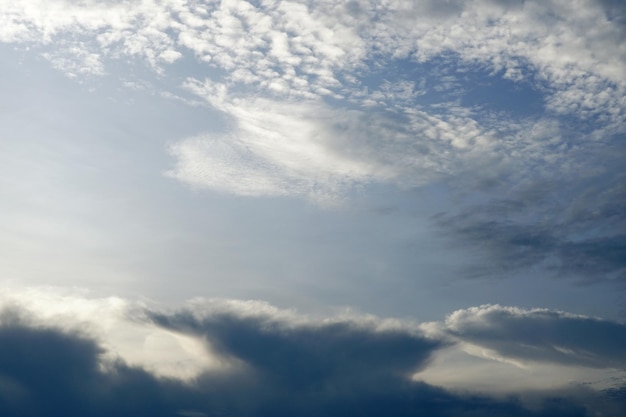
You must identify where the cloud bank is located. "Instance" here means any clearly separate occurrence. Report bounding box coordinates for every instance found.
[0,290,624,416]
[438,304,626,369]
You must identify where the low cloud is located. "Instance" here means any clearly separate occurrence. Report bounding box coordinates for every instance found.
[0,310,595,417]
[0,291,624,416]
[147,299,442,390]
[438,304,626,369]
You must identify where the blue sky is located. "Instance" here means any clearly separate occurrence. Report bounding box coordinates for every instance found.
[0,1,625,416]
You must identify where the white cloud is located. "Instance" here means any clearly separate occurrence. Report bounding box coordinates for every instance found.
[0,287,435,382]
[1,0,623,200]
[173,74,599,203]
[169,79,517,202]
[42,41,105,76]
[415,304,626,394]
[4,0,623,99]
[0,287,222,380]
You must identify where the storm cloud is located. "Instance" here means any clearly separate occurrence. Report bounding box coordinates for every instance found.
[0,299,624,417]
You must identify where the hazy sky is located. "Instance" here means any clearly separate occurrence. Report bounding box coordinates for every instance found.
[0,1,625,416]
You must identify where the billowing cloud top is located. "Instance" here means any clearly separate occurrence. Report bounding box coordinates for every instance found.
[0,292,625,416]
[440,304,626,368]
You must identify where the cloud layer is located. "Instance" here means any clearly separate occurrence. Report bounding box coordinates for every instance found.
[0,318,594,417]
[0,290,624,416]
[438,304,626,369]
[2,0,623,285]
[2,0,624,199]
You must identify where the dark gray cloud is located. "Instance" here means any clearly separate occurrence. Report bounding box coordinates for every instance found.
[433,138,626,284]
[599,0,626,25]
[434,216,626,282]
[147,306,441,390]
[0,311,180,417]
[443,305,626,369]
[0,306,615,417]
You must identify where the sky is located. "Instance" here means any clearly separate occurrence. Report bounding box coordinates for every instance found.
[0,0,625,416]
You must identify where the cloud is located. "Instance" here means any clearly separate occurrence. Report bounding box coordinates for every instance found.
[162,0,625,204]
[1,0,624,204]
[417,305,626,398]
[165,92,382,203]
[0,288,221,380]
[167,84,503,203]
[4,0,624,107]
[432,140,626,283]
[1,1,623,413]
[172,75,590,205]
[147,298,442,389]
[436,304,626,369]
[0,310,193,417]
[1,293,622,416]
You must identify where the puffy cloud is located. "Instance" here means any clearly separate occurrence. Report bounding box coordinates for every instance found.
[1,292,622,416]
[437,304,626,369]
[0,288,220,380]
[147,298,442,390]
[161,0,625,211]
[1,0,623,203]
[0,318,594,417]
[416,305,626,401]
[0,288,443,383]
[0,313,193,417]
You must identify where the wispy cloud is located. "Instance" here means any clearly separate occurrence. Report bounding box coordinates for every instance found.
[433,140,626,283]
[167,81,504,203]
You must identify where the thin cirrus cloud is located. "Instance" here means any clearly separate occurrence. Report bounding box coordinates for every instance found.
[432,142,626,283]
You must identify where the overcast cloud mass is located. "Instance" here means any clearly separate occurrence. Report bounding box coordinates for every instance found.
[0,0,625,415]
